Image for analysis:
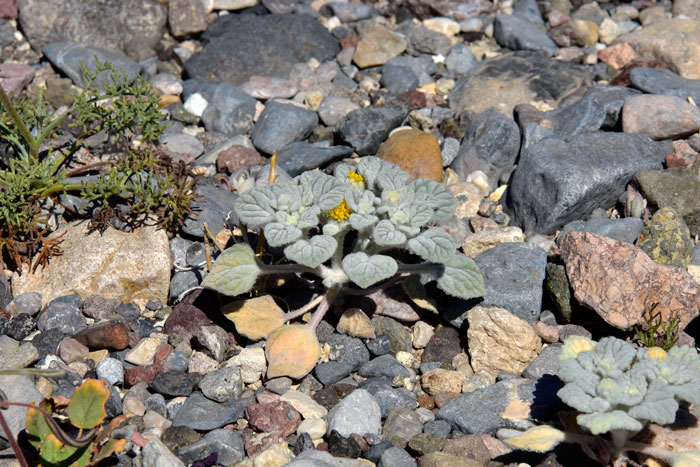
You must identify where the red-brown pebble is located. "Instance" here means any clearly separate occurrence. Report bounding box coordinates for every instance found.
[72,320,130,351]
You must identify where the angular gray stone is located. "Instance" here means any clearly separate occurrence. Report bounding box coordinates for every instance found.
[522,343,562,379]
[275,142,353,176]
[326,389,381,437]
[338,104,409,155]
[493,14,557,54]
[560,217,644,244]
[0,375,43,441]
[252,101,319,154]
[445,43,479,76]
[172,392,248,431]
[378,446,417,467]
[182,184,238,238]
[183,80,258,137]
[505,132,667,235]
[42,42,141,88]
[199,367,243,403]
[358,354,411,379]
[177,429,245,466]
[450,109,520,187]
[142,438,185,467]
[474,242,548,324]
[629,67,700,105]
[185,14,340,86]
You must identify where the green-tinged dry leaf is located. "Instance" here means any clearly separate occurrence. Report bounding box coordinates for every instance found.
[93,438,128,463]
[201,244,261,297]
[39,433,91,467]
[26,404,52,450]
[342,252,398,288]
[222,295,286,341]
[437,253,486,300]
[68,379,109,430]
[265,325,321,379]
[503,425,565,452]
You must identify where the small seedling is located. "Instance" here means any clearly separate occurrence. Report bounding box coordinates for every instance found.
[203,156,486,379]
[634,303,680,351]
[503,336,700,466]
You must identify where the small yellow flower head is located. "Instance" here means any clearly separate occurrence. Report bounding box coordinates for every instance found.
[645,347,667,362]
[326,199,352,221]
[560,335,596,361]
[348,171,364,184]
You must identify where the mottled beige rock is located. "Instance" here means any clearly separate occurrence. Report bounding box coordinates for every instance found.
[352,25,407,68]
[597,42,638,69]
[280,389,328,419]
[673,0,700,21]
[125,337,162,366]
[558,231,700,330]
[442,433,511,464]
[337,308,376,339]
[235,442,293,467]
[450,182,483,220]
[227,347,266,383]
[615,18,700,79]
[421,368,465,395]
[461,226,525,258]
[412,321,434,349]
[598,18,621,44]
[12,221,170,309]
[423,17,460,37]
[467,306,542,375]
[222,295,285,341]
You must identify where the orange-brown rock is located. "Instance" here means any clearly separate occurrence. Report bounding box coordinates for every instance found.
[558,231,700,330]
[376,129,443,182]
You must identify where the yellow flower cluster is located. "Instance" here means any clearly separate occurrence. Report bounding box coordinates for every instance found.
[326,199,352,221]
[347,171,364,184]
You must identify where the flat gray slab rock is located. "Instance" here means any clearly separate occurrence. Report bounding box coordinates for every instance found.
[505,131,668,235]
[185,14,340,86]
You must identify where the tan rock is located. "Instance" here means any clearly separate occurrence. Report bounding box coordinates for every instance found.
[423,17,460,37]
[421,368,465,395]
[442,433,511,464]
[597,42,638,69]
[412,321,434,349]
[337,308,375,339]
[572,20,599,46]
[12,220,170,309]
[615,18,700,79]
[352,25,407,68]
[622,94,700,140]
[461,226,525,258]
[558,231,700,330]
[222,295,285,341]
[673,0,700,21]
[280,389,328,419]
[376,129,443,182]
[467,306,542,375]
[125,337,163,366]
[598,18,621,44]
[418,452,484,467]
[450,182,483,220]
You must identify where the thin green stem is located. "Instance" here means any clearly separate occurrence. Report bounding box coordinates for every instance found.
[0,85,36,158]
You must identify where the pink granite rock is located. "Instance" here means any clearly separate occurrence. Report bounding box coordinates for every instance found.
[558,231,700,330]
[0,63,34,97]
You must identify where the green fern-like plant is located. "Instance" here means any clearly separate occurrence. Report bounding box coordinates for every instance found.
[0,58,197,271]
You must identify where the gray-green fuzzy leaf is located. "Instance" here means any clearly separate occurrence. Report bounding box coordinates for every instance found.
[201,244,261,297]
[408,178,456,221]
[342,253,398,288]
[264,222,302,247]
[235,186,276,228]
[373,220,407,246]
[349,213,378,230]
[436,253,486,299]
[284,235,337,268]
[408,228,456,263]
[577,410,643,435]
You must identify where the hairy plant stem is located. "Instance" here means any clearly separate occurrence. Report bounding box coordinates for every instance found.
[308,289,340,331]
[284,294,324,322]
[259,262,317,275]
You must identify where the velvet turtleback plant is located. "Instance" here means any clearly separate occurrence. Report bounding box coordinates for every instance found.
[503,335,700,466]
[202,156,486,379]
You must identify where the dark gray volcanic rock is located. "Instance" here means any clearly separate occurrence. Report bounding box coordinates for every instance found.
[185,14,340,85]
[505,131,668,235]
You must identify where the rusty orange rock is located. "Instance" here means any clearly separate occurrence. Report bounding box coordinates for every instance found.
[558,231,700,330]
[376,128,443,182]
